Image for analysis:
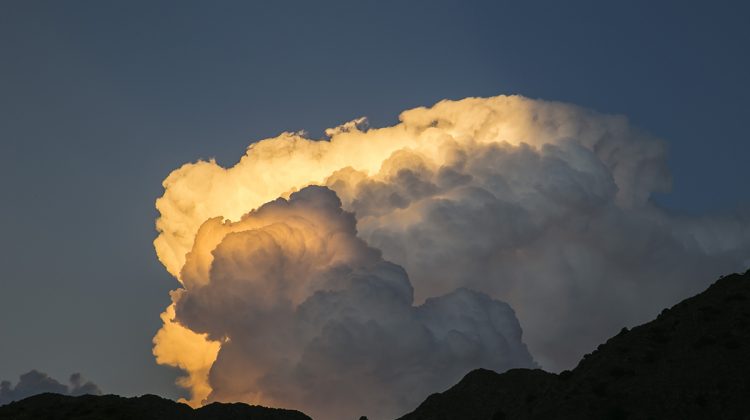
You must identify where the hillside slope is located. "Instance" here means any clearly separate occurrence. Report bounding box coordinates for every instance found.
[0,393,311,420]
[399,270,750,420]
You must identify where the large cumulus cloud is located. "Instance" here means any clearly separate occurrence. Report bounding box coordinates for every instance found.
[151,95,750,418]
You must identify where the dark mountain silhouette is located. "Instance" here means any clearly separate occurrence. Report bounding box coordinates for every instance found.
[0,393,311,420]
[398,270,750,420]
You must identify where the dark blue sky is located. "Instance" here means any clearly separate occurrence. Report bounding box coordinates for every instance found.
[1,0,748,399]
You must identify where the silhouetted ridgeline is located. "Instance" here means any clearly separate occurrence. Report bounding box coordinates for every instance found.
[0,393,310,420]
[399,270,750,420]
[1,270,748,420]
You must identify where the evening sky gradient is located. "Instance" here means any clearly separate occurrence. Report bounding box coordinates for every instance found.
[1,0,748,400]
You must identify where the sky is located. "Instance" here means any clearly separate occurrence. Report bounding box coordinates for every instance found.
[1,0,749,408]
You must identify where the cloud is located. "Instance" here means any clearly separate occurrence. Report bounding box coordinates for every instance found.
[0,370,101,405]
[151,95,750,419]
[157,186,535,419]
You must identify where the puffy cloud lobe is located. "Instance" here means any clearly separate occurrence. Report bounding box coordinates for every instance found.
[162,186,535,420]
[0,370,101,405]
[152,95,750,415]
[338,139,750,369]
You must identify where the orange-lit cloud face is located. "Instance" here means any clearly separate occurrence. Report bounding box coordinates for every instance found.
[152,303,219,406]
[154,96,669,282]
[152,95,750,419]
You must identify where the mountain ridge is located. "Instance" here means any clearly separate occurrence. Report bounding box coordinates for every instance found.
[398,270,750,420]
[0,392,311,420]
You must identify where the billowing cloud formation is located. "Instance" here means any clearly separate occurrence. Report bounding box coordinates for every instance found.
[159,186,535,420]
[0,370,101,405]
[152,95,750,418]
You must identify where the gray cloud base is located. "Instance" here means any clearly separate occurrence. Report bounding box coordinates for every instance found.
[0,370,101,406]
